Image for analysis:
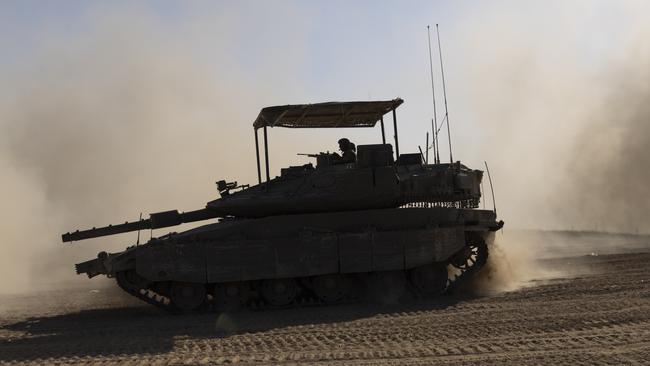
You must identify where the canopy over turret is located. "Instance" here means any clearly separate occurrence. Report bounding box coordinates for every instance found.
[253,98,403,129]
[253,98,404,184]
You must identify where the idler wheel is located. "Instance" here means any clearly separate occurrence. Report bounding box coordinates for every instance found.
[409,263,448,297]
[451,241,488,270]
[116,270,148,291]
[170,282,206,312]
[261,278,298,307]
[450,246,472,268]
[312,274,348,304]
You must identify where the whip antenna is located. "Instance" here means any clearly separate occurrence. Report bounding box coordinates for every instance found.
[432,118,440,164]
[425,132,429,164]
[136,212,142,246]
[484,161,497,215]
[427,25,440,164]
[436,24,453,163]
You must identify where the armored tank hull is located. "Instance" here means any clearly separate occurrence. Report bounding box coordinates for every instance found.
[76,206,502,312]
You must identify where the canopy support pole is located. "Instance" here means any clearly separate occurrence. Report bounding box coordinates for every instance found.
[263,126,270,184]
[392,109,399,161]
[380,116,386,144]
[254,128,261,184]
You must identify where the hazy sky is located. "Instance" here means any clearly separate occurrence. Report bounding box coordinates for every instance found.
[1,0,633,134]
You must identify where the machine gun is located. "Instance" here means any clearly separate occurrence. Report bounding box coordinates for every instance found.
[297,152,330,157]
[216,180,248,196]
[297,152,335,167]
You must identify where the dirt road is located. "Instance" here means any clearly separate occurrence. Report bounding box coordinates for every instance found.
[1,236,649,365]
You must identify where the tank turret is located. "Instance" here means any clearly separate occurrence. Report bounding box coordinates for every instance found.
[63,100,483,242]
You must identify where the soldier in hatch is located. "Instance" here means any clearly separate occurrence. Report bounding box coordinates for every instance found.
[331,138,356,164]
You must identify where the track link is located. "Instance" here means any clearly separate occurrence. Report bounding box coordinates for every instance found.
[115,271,180,313]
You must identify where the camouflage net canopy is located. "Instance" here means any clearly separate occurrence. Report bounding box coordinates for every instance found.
[253,98,403,129]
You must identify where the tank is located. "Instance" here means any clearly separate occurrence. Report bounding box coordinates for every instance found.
[63,99,504,312]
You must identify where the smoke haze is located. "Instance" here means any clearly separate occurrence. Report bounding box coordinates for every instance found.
[452,1,650,234]
[0,2,649,294]
[451,1,650,291]
[0,5,312,293]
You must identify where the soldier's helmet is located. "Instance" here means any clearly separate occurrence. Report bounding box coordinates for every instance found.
[338,138,351,150]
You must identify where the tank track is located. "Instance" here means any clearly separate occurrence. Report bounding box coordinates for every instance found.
[116,271,181,313]
[114,240,489,314]
[445,240,489,293]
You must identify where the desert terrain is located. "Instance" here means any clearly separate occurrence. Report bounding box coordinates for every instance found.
[1,231,649,365]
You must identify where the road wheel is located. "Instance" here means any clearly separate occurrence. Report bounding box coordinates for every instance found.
[261,278,298,307]
[409,263,448,297]
[312,274,348,304]
[364,270,409,304]
[170,282,206,312]
[213,282,248,311]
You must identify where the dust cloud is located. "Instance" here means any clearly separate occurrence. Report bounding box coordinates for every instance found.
[468,232,574,295]
[561,70,650,234]
[455,2,650,234]
[0,27,226,292]
[454,2,650,291]
[0,6,308,294]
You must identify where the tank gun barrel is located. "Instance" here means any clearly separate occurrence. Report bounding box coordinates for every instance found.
[62,208,219,243]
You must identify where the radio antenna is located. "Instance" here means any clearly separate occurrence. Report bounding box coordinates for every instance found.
[436,24,453,163]
[484,161,497,215]
[432,118,440,164]
[136,212,142,246]
[427,25,440,164]
[425,132,429,164]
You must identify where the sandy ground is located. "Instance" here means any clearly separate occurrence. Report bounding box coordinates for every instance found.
[1,233,649,365]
